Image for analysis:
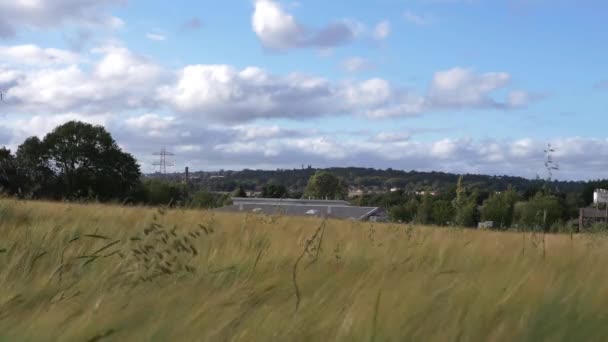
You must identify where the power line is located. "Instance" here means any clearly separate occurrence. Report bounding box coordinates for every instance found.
[152,147,174,174]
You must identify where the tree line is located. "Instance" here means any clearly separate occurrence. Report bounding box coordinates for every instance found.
[355,175,608,232]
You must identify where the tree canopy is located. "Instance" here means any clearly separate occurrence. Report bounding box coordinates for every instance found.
[1,121,141,201]
[303,171,348,200]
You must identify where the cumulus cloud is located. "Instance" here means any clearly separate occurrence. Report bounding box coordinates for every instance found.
[251,0,358,50]
[426,67,539,111]
[2,44,162,114]
[0,44,79,66]
[427,67,511,109]
[1,45,540,123]
[361,68,540,118]
[0,0,125,38]
[158,65,343,122]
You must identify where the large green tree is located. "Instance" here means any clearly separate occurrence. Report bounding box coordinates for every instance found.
[303,171,348,200]
[18,121,141,200]
[15,137,57,198]
[0,147,21,195]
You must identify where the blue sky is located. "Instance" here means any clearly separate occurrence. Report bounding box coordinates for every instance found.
[0,0,607,180]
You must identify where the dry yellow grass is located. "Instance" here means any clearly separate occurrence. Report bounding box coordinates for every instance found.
[1,198,608,341]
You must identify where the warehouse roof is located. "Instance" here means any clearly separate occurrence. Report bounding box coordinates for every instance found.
[216,198,384,221]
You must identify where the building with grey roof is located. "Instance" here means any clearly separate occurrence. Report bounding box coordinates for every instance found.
[216,197,387,222]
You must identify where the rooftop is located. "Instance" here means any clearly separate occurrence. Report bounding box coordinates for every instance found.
[216,197,385,221]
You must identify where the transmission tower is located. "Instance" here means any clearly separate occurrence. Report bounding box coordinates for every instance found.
[544,143,559,182]
[153,147,175,174]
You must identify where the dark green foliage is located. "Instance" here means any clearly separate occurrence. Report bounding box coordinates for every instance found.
[416,193,433,225]
[40,121,141,200]
[190,190,231,209]
[0,147,22,195]
[15,137,57,198]
[480,190,519,229]
[234,185,247,198]
[304,171,348,200]
[453,176,477,227]
[389,198,419,223]
[432,200,455,226]
[1,122,140,201]
[514,192,566,231]
[142,179,186,206]
[261,184,288,198]
[183,167,585,196]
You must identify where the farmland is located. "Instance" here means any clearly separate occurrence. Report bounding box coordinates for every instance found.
[1,199,608,341]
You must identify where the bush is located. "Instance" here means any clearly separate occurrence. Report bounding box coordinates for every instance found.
[480,190,518,229]
[190,191,231,209]
[515,193,565,231]
[389,198,419,223]
[432,200,455,226]
[143,179,187,206]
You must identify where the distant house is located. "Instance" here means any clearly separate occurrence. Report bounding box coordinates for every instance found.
[216,197,387,222]
[348,187,364,197]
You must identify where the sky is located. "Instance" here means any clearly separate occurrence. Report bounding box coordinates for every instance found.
[0,0,607,180]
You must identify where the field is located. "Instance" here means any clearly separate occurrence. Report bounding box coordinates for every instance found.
[1,199,608,341]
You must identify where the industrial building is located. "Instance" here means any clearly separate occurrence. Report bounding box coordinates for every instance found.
[215,197,387,222]
[578,189,608,231]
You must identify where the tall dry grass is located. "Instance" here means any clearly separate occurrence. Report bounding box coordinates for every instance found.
[1,198,608,341]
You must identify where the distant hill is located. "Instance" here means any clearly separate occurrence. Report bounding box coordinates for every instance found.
[147,166,588,195]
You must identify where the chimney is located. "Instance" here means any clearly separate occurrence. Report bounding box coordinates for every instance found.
[185,166,189,185]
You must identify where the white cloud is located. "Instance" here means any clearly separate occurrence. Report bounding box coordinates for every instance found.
[0,42,540,125]
[428,67,533,110]
[371,132,411,143]
[158,64,344,122]
[0,44,79,66]
[2,44,162,114]
[251,0,357,50]
[0,0,125,37]
[124,113,175,131]
[342,56,373,73]
[507,90,543,108]
[146,33,166,42]
[373,21,391,41]
[105,16,125,30]
[10,112,111,141]
[403,11,435,26]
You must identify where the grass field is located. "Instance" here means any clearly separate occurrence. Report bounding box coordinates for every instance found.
[1,198,608,341]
